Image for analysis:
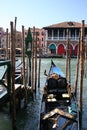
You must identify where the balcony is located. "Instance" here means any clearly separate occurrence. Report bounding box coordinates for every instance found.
[47,36,79,41]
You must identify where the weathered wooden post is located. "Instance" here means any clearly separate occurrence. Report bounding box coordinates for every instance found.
[22,25,27,107]
[66,28,71,83]
[31,26,35,93]
[34,31,38,93]
[5,28,9,83]
[84,36,87,77]
[6,28,9,59]
[74,36,80,97]
[8,31,11,59]
[68,38,71,83]
[78,20,85,129]
[10,20,17,130]
[38,39,41,88]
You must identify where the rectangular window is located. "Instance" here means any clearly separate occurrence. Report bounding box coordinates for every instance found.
[48,30,52,37]
[71,29,75,37]
[53,29,58,37]
[59,29,63,37]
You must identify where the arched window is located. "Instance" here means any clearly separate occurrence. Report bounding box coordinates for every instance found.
[49,44,56,54]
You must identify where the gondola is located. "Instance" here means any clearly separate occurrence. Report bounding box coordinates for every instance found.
[39,60,78,130]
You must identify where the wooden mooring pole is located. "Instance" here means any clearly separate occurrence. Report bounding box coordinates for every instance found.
[66,29,71,83]
[22,25,27,107]
[10,20,17,130]
[78,20,85,129]
[74,36,80,97]
[31,26,35,93]
[38,39,41,88]
[34,31,38,93]
[84,36,87,77]
[6,28,9,60]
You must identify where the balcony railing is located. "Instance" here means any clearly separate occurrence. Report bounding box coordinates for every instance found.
[47,36,80,41]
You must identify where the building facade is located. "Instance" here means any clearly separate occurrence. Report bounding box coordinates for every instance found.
[0,27,46,57]
[0,27,6,57]
[43,21,87,57]
[24,27,46,54]
[1,21,87,58]
[0,27,22,57]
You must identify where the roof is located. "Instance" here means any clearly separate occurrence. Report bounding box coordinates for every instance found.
[43,21,87,29]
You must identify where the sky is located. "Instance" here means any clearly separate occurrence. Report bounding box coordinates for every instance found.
[0,0,87,31]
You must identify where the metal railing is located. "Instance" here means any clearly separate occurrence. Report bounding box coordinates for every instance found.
[47,36,80,41]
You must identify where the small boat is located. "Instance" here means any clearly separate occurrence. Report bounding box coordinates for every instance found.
[39,60,78,130]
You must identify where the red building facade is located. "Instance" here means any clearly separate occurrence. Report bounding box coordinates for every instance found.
[43,21,87,57]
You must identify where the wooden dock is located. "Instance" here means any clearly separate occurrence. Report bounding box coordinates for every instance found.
[0,60,24,107]
[0,84,22,106]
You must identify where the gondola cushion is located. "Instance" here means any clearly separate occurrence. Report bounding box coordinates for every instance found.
[46,77,67,92]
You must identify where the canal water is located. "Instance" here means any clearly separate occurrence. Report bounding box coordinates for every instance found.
[0,58,87,130]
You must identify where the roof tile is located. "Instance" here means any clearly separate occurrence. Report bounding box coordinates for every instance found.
[43,21,87,28]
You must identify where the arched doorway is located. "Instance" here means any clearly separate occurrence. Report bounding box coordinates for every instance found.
[49,44,56,54]
[58,44,65,55]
